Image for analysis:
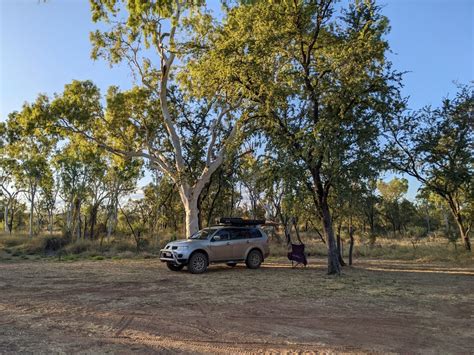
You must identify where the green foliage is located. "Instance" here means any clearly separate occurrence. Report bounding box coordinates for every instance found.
[1,1,472,261]
[386,84,473,248]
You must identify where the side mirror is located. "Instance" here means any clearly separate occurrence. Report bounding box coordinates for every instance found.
[212,235,222,242]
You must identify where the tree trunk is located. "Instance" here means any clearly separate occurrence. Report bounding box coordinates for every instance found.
[453,212,471,251]
[311,165,340,275]
[425,212,431,234]
[206,177,222,227]
[29,187,36,239]
[184,197,200,238]
[48,211,54,235]
[4,204,8,233]
[75,199,82,241]
[7,204,14,234]
[321,204,340,275]
[229,181,234,216]
[107,196,118,240]
[447,196,471,251]
[66,200,73,237]
[336,223,346,266]
[89,204,99,240]
[349,225,355,266]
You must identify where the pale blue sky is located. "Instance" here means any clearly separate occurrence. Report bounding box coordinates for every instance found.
[1,0,473,198]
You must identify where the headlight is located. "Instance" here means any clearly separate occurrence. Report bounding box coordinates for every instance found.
[177,245,189,250]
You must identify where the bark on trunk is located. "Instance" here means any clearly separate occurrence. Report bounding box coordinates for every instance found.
[7,205,14,234]
[66,200,73,237]
[107,196,118,240]
[206,177,222,228]
[48,211,53,235]
[89,204,99,240]
[29,188,36,239]
[74,198,82,241]
[321,204,341,275]
[454,214,471,251]
[447,196,471,251]
[311,165,340,275]
[349,225,355,266]
[184,197,200,238]
[453,211,471,251]
[336,223,346,266]
[4,204,8,233]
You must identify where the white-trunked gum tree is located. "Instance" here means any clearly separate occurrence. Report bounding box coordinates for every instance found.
[52,1,245,237]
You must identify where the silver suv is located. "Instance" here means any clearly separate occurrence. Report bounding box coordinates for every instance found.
[159,219,270,274]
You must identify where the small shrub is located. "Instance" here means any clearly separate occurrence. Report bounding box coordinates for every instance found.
[111,239,136,253]
[2,236,26,248]
[137,238,149,250]
[90,255,104,261]
[64,240,94,254]
[43,236,68,254]
[117,251,135,259]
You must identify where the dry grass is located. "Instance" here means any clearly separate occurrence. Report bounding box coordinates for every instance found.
[1,231,473,266]
[270,232,474,265]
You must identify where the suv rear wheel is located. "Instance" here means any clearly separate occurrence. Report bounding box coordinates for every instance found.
[246,249,262,269]
[188,252,208,274]
[166,262,184,271]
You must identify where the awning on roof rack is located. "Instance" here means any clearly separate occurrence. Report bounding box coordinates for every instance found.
[219,217,266,226]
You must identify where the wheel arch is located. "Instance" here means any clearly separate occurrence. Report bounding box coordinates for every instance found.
[189,249,209,265]
[245,247,264,261]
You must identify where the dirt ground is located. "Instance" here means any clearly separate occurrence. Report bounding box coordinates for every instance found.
[0,258,473,354]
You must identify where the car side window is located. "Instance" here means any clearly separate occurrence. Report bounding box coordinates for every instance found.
[249,229,262,238]
[241,229,252,239]
[228,228,244,240]
[231,228,255,240]
[214,229,230,241]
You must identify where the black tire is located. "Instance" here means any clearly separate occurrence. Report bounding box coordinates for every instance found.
[166,262,184,271]
[187,252,208,274]
[245,249,262,269]
[226,262,237,267]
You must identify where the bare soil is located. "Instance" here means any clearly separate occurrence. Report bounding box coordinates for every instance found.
[0,258,473,354]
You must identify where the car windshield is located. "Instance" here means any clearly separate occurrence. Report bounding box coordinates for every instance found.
[189,228,213,240]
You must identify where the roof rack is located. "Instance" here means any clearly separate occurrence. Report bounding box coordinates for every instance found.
[218,217,266,226]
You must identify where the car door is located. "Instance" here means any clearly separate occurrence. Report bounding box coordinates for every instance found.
[209,229,233,261]
[229,228,251,260]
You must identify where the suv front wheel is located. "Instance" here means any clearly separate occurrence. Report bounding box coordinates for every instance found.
[246,249,262,269]
[188,252,208,274]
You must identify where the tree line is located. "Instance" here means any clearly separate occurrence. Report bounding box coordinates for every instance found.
[0,0,472,274]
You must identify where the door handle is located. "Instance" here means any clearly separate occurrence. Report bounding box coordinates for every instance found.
[226,242,231,245]
[246,240,250,243]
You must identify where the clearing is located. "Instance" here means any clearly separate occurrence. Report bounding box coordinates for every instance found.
[0,258,473,354]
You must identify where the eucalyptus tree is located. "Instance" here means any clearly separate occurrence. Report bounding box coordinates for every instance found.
[4,101,55,238]
[195,0,402,273]
[39,169,58,235]
[54,141,95,240]
[0,157,24,234]
[377,177,408,237]
[141,175,183,236]
[83,145,109,240]
[104,155,142,239]
[52,0,246,237]
[385,84,473,250]
[237,153,265,219]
